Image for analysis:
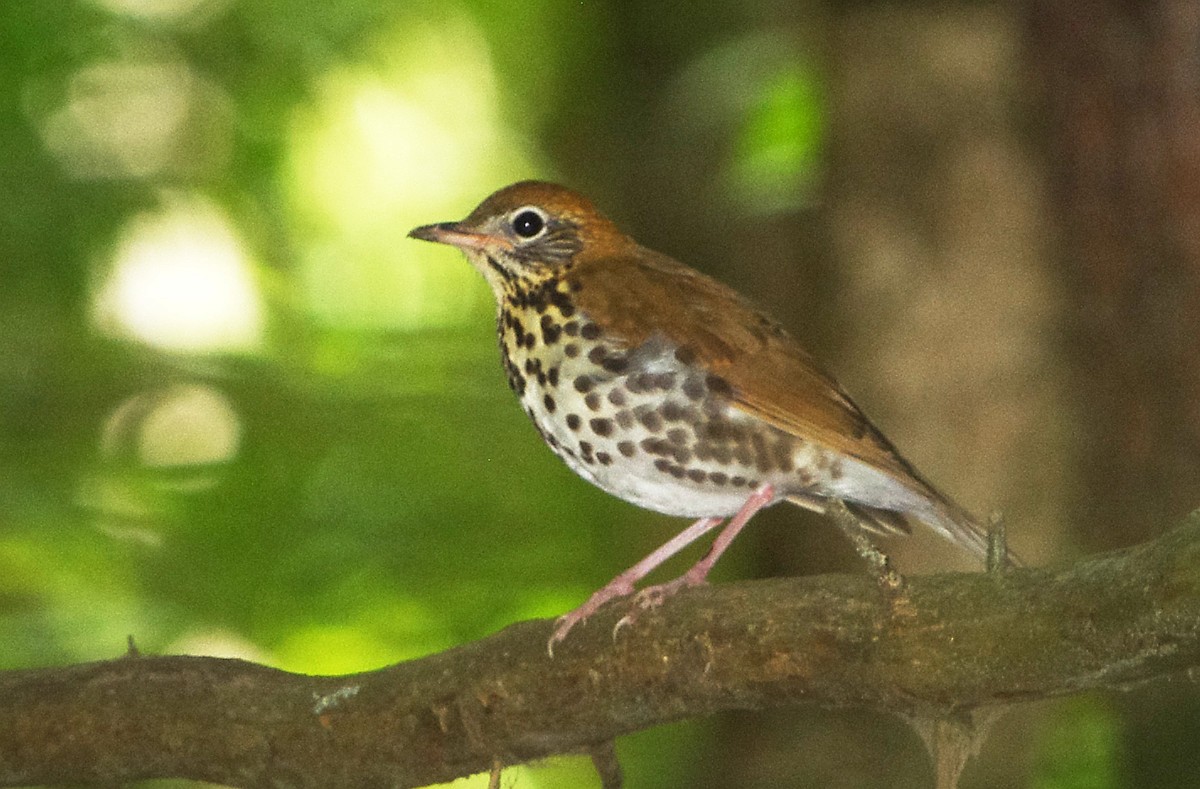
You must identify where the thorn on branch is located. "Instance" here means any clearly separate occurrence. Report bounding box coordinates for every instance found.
[588,741,624,789]
[986,512,1011,573]
[906,707,1008,789]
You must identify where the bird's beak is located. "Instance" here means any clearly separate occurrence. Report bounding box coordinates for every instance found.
[408,222,502,253]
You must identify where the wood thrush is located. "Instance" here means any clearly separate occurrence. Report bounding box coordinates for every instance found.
[410,181,1011,653]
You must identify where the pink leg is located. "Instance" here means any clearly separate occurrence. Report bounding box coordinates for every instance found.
[631,482,777,611]
[548,483,778,656]
[548,516,724,655]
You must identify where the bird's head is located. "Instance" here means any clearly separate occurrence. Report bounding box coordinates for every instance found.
[408,181,627,296]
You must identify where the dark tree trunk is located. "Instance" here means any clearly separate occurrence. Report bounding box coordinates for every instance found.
[1026,3,1200,787]
[1027,0,1200,553]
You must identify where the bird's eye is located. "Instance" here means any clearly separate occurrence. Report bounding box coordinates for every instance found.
[511,209,545,239]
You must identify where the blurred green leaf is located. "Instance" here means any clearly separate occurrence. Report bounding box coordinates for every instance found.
[1032,697,1122,789]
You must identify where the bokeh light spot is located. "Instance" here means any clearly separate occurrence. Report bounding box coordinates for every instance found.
[93,195,264,353]
[286,11,539,332]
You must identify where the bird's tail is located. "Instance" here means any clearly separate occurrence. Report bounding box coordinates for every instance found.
[788,488,1022,568]
[909,495,1022,567]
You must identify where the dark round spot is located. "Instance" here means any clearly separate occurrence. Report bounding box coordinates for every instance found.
[653,372,676,390]
[705,374,734,398]
[601,355,629,374]
[661,401,694,422]
[653,459,672,474]
[584,392,602,411]
[596,451,613,466]
[547,366,560,387]
[580,323,601,340]
[617,441,636,457]
[563,321,580,337]
[564,343,580,358]
[549,289,576,318]
[511,209,545,238]
[529,286,550,313]
[540,314,562,345]
[710,472,728,486]
[686,468,707,483]
[574,375,594,393]
[703,419,740,442]
[588,346,626,373]
[631,372,666,392]
[666,428,689,445]
[682,376,706,401]
[641,438,672,456]
[638,410,663,433]
[731,475,746,487]
[589,418,613,437]
[566,414,581,431]
[543,394,556,413]
[607,388,627,406]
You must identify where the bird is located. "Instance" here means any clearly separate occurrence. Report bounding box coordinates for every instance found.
[409,180,1012,653]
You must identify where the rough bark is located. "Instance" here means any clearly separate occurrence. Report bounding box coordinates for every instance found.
[2,514,1199,789]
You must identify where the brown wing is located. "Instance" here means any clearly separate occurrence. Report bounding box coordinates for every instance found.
[570,246,1018,563]
[569,246,920,483]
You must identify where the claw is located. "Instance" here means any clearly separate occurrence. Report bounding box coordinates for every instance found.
[611,614,634,640]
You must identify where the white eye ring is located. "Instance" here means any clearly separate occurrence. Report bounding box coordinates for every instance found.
[510,206,548,239]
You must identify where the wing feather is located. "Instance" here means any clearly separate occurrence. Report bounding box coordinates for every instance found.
[569,246,1014,564]
[570,247,915,479]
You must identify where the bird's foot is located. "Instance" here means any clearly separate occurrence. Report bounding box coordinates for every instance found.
[612,574,703,637]
[546,515,727,657]
[547,578,636,657]
[633,577,689,610]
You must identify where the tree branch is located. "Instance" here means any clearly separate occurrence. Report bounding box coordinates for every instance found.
[3,514,1200,788]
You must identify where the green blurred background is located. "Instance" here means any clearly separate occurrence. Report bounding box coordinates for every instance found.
[4,1,1200,787]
